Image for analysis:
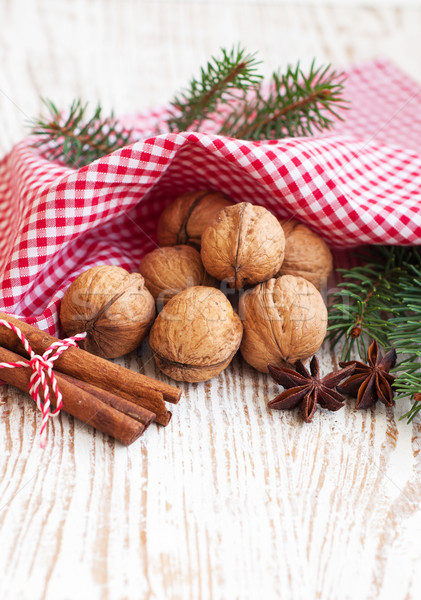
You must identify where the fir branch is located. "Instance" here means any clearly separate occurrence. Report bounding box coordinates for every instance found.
[220,61,348,140]
[29,98,132,168]
[166,46,262,133]
[166,48,347,138]
[327,250,401,360]
[328,247,421,422]
[31,49,348,166]
[389,264,421,421]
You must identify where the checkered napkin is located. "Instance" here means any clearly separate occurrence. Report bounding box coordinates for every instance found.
[0,59,420,334]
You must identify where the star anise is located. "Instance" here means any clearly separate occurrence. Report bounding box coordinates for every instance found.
[267,356,356,422]
[339,340,397,409]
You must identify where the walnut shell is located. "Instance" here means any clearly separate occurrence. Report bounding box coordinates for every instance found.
[149,286,243,382]
[139,245,213,307]
[279,219,333,289]
[60,265,155,359]
[157,190,233,248]
[201,202,285,289]
[239,275,327,373]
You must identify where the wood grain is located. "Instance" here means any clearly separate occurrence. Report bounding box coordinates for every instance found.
[1,2,421,599]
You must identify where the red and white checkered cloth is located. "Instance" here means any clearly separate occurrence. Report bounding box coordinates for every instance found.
[0,59,420,334]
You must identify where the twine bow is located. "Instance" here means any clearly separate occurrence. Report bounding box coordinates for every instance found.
[0,319,86,448]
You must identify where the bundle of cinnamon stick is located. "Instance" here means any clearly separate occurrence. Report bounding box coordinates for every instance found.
[0,312,182,445]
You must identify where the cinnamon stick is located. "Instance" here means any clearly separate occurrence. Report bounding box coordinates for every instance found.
[0,312,181,426]
[0,345,154,445]
[59,372,156,428]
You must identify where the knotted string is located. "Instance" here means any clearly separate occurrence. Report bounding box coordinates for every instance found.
[0,319,87,448]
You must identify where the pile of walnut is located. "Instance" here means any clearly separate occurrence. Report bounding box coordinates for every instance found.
[60,191,333,383]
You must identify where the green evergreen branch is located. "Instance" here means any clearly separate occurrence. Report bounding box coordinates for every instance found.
[220,61,348,140]
[327,247,421,422]
[30,48,348,165]
[166,46,262,132]
[29,98,132,168]
[389,265,421,421]
[166,49,347,139]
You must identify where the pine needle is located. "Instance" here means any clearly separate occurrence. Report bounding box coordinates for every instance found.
[328,247,421,422]
[29,98,132,169]
[166,48,348,139]
[220,60,348,140]
[166,45,263,133]
[30,47,348,166]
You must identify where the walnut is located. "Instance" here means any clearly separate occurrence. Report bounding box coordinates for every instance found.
[279,219,333,289]
[201,202,285,289]
[138,245,214,307]
[157,190,233,248]
[60,265,155,359]
[239,275,327,373]
[149,286,243,382]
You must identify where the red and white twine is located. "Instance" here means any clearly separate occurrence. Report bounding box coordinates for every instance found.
[0,319,86,448]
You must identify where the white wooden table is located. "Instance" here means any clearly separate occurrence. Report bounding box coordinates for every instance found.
[1,2,421,599]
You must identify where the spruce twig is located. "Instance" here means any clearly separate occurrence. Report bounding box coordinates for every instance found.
[328,247,421,422]
[389,265,421,421]
[29,98,132,168]
[220,60,348,140]
[166,48,347,139]
[30,47,348,166]
[166,46,262,132]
